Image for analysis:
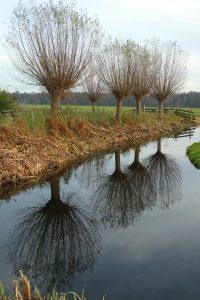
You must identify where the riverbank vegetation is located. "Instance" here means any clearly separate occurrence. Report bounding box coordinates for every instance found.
[0,272,93,300]
[0,0,190,195]
[187,142,200,169]
[0,110,187,199]
[0,90,16,112]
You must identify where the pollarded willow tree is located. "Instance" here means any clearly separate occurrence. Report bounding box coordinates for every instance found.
[6,1,102,112]
[10,177,100,288]
[94,150,139,229]
[144,138,181,208]
[132,45,152,115]
[83,63,102,113]
[150,40,187,117]
[100,39,136,122]
[125,146,156,208]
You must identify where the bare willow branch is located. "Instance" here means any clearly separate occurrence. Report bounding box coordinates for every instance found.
[131,44,152,114]
[125,146,156,208]
[83,60,102,113]
[7,0,102,111]
[94,150,145,229]
[9,177,100,289]
[99,39,136,122]
[144,138,182,208]
[77,155,108,189]
[149,39,187,116]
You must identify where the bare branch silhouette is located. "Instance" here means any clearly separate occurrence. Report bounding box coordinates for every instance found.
[7,1,102,112]
[94,150,144,229]
[100,39,136,122]
[9,177,100,289]
[149,40,187,117]
[77,155,108,189]
[144,139,182,208]
[83,62,102,113]
[125,145,156,208]
[131,45,152,114]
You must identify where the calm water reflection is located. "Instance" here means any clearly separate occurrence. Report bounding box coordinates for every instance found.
[144,138,181,208]
[0,128,200,300]
[9,177,100,290]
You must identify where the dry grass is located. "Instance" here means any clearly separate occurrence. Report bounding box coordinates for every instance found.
[0,115,187,199]
[0,124,76,197]
[0,271,97,300]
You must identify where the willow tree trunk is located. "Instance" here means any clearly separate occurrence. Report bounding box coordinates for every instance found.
[136,98,141,115]
[46,178,67,211]
[159,101,164,118]
[116,98,123,122]
[50,178,60,202]
[51,94,62,112]
[134,145,141,163]
[157,138,161,153]
[92,102,96,113]
[115,150,121,172]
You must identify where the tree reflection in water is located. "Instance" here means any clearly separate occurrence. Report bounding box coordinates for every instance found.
[94,141,182,229]
[125,145,156,210]
[94,150,143,229]
[9,177,100,289]
[77,155,109,189]
[144,138,181,208]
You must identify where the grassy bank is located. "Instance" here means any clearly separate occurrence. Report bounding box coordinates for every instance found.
[187,142,200,169]
[0,105,189,198]
[1,104,135,132]
[0,104,183,131]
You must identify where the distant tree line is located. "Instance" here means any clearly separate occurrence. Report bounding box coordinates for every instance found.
[14,91,200,108]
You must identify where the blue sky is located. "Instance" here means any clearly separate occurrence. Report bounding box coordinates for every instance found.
[0,0,199,92]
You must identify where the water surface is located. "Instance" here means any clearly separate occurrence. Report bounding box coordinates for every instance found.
[0,128,200,300]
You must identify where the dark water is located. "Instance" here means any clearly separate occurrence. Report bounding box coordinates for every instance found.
[1,128,200,300]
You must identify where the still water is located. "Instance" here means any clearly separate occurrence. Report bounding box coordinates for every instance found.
[0,128,200,300]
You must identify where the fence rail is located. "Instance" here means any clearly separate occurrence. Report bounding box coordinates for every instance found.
[132,107,196,123]
[175,109,196,121]
[132,107,175,113]
[173,127,196,139]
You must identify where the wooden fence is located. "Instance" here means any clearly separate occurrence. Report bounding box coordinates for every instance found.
[173,127,196,139]
[132,107,197,123]
[175,109,196,122]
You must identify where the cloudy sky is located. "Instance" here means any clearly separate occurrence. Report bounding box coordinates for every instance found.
[0,0,199,92]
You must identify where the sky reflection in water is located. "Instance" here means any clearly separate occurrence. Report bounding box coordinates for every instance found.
[0,128,200,300]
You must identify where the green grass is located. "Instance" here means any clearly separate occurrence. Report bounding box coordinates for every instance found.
[189,108,200,116]
[0,103,180,133]
[187,142,200,169]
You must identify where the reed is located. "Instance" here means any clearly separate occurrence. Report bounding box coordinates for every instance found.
[0,272,102,300]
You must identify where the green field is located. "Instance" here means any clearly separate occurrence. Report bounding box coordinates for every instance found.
[0,103,195,133]
[15,104,135,132]
[189,108,200,116]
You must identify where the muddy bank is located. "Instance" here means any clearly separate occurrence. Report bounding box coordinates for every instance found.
[0,117,188,198]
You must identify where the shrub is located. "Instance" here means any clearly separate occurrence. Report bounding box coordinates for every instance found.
[0,90,16,112]
[187,142,200,169]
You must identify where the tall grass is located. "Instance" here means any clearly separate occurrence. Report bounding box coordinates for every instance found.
[0,272,104,300]
[0,104,179,134]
